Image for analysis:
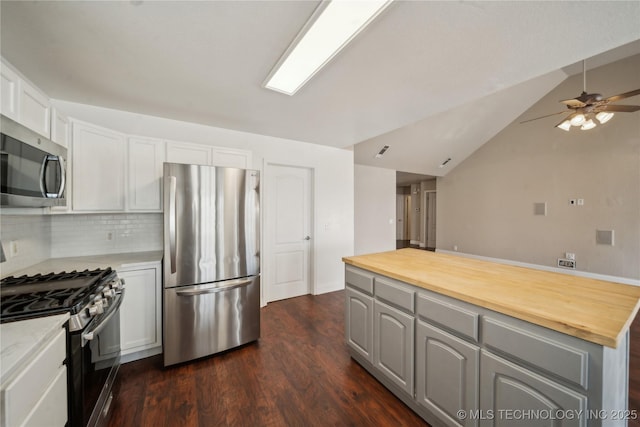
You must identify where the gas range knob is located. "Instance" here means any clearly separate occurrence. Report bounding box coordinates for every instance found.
[88,301,104,316]
[103,289,115,299]
[92,299,105,315]
[111,278,124,290]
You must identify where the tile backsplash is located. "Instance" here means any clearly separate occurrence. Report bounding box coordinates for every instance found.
[1,213,162,276]
[0,214,52,276]
[51,214,163,257]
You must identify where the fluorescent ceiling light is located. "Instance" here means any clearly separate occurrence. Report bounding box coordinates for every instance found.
[264,0,393,95]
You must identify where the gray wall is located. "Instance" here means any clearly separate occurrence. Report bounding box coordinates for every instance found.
[436,54,640,279]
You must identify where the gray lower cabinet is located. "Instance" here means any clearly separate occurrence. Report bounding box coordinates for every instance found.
[344,265,631,427]
[416,320,480,427]
[480,350,587,427]
[345,287,374,363]
[374,300,414,396]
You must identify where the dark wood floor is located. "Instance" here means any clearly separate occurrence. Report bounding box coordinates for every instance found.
[111,290,640,427]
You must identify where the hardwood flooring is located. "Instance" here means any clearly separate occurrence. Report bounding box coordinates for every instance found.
[111,290,640,427]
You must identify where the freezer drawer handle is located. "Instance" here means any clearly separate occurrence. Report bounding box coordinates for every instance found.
[175,279,252,296]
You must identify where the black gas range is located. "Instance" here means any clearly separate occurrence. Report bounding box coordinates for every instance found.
[1,268,125,427]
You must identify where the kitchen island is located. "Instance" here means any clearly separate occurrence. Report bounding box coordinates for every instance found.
[343,249,640,427]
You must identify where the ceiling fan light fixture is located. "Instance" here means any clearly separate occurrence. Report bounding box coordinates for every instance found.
[596,111,614,124]
[570,114,586,127]
[581,119,597,130]
[556,120,571,131]
[263,0,393,95]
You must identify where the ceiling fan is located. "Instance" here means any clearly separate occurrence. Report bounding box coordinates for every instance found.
[521,60,640,131]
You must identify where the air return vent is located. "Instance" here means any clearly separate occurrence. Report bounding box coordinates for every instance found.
[375,145,390,158]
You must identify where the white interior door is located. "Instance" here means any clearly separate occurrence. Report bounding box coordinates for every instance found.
[266,164,312,303]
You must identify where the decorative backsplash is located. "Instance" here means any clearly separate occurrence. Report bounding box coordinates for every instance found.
[0,214,52,276]
[0,213,162,276]
[51,213,163,257]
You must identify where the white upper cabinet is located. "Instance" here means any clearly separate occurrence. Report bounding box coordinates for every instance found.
[51,108,70,147]
[72,120,126,212]
[128,136,164,212]
[166,140,252,169]
[20,82,51,139]
[211,147,252,169]
[1,63,20,121]
[1,59,52,139]
[165,140,212,166]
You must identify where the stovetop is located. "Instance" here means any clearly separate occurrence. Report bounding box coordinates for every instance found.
[0,268,115,322]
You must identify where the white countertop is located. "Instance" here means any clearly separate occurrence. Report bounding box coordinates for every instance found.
[2,251,163,279]
[0,313,69,385]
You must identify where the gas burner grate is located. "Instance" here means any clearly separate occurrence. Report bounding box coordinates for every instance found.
[0,268,115,321]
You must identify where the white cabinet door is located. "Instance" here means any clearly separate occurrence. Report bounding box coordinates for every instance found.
[1,63,20,121]
[211,147,252,169]
[19,81,51,138]
[128,137,164,211]
[165,140,212,165]
[51,108,70,148]
[72,121,126,211]
[118,266,162,357]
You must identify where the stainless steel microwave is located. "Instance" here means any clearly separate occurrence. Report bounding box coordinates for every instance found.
[1,114,67,207]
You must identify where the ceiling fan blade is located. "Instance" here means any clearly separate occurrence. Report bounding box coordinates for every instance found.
[520,111,567,124]
[598,104,640,113]
[560,98,586,108]
[603,88,640,103]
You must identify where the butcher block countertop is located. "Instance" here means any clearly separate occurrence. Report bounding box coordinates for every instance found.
[342,249,640,348]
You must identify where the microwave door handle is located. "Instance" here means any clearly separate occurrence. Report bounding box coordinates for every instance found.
[168,175,177,274]
[38,156,48,197]
[56,156,66,198]
[40,155,65,198]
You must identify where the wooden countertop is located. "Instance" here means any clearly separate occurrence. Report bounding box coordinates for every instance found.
[343,249,640,348]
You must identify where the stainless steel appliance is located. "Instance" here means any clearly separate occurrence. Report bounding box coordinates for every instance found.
[0,115,66,207]
[163,163,260,367]
[1,268,124,427]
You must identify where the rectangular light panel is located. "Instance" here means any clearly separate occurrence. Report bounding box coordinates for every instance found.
[264,0,393,96]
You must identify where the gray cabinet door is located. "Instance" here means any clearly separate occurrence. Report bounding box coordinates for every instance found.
[374,300,414,396]
[480,350,587,427]
[416,320,479,427]
[345,287,374,363]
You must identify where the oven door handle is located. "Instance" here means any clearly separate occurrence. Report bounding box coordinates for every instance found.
[82,289,124,342]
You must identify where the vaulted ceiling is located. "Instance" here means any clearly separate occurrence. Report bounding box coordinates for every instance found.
[1,1,639,176]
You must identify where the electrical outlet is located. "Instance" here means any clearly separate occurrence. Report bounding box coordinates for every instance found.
[106,231,114,241]
[558,258,576,269]
[9,240,18,257]
[565,252,575,260]
[577,199,584,206]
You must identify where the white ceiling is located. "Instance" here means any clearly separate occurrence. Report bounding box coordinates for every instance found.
[1,1,639,176]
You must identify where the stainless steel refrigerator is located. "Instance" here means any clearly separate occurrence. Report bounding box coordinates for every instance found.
[162,162,260,366]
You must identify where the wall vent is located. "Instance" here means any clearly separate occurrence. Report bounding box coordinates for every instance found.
[375,145,390,158]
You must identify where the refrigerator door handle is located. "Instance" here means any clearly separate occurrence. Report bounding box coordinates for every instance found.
[168,175,177,274]
[175,278,253,296]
